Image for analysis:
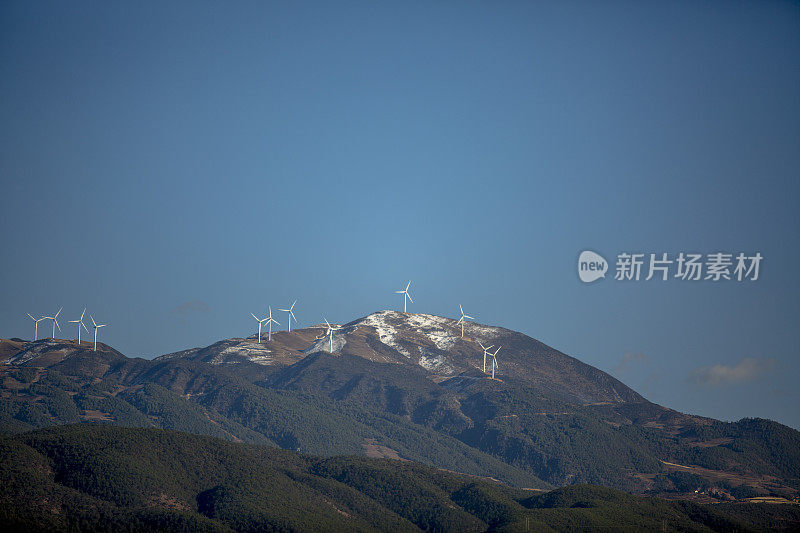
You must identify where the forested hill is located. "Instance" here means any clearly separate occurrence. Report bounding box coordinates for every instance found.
[2,424,799,532]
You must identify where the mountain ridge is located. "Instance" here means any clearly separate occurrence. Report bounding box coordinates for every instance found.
[1,310,798,501]
[155,310,646,405]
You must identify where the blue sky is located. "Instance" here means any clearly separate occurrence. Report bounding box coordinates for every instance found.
[1,1,798,428]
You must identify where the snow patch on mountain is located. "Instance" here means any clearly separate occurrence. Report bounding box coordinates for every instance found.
[404,314,459,350]
[157,347,201,361]
[7,341,76,364]
[214,341,274,365]
[417,347,456,375]
[356,310,501,354]
[355,312,412,357]
[304,332,347,355]
[466,322,503,340]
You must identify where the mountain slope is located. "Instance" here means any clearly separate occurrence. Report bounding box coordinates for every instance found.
[0,341,546,488]
[346,311,644,404]
[1,310,798,500]
[3,424,799,532]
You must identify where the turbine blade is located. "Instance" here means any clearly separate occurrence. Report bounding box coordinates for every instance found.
[82,322,90,333]
[27,313,34,320]
[55,319,61,332]
[464,315,474,320]
[407,294,413,303]
[395,290,404,294]
[55,307,62,318]
[91,316,97,327]
[406,281,411,291]
[460,304,464,315]
[251,313,259,321]
[81,308,86,320]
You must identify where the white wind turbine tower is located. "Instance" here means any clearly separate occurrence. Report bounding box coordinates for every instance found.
[265,306,279,341]
[490,347,501,380]
[279,300,297,332]
[90,316,107,352]
[478,341,494,373]
[456,305,473,338]
[251,312,267,343]
[396,281,413,312]
[68,308,89,344]
[27,313,45,341]
[44,307,62,339]
[323,318,342,353]
[251,307,280,343]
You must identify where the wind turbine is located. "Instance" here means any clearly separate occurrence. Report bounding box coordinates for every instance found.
[90,316,107,352]
[27,313,45,341]
[323,318,342,353]
[490,347,501,380]
[251,311,268,343]
[265,306,279,341]
[456,305,473,337]
[396,281,413,312]
[279,300,297,332]
[44,307,62,339]
[68,308,89,344]
[478,341,494,373]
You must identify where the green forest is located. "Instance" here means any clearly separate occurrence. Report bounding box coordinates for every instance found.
[2,424,799,532]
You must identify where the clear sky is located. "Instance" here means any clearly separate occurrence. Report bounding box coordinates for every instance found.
[1,1,798,428]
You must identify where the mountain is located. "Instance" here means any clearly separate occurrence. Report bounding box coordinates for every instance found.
[1,310,799,502]
[2,424,799,532]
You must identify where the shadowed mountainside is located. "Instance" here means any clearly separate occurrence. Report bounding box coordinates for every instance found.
[2,424,799,532]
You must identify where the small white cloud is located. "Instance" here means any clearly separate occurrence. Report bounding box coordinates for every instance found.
[687,357,775,386]
[614,352,648,374]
